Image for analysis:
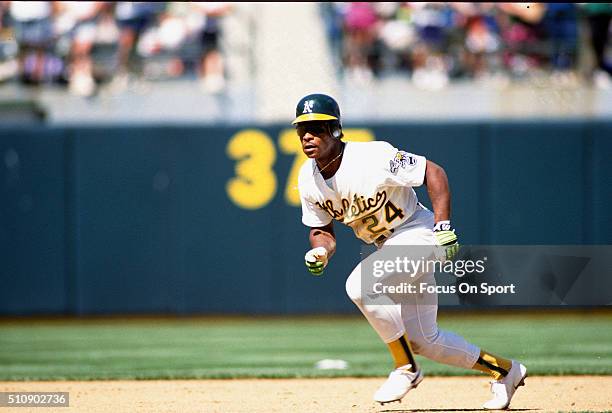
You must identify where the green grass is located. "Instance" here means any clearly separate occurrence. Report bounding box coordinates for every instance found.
[0,312,611,380]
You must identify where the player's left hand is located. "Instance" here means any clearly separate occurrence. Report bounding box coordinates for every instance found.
[433,221,459,260]
[305,247,328,276]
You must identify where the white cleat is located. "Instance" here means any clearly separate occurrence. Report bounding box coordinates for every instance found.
[374,364,424,405]
[483,360,527,410]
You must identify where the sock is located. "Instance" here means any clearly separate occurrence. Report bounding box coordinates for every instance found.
[472,349,513,380]
[387,334,417,372]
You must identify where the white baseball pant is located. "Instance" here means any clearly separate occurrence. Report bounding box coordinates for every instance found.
[344,206,480,369]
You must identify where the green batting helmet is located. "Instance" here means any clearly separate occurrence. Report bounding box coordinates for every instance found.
[292,93,341,125]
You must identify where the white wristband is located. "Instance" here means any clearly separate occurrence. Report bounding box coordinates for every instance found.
[433,220,451,231]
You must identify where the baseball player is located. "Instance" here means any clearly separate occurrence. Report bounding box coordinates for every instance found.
[294,93,527,409]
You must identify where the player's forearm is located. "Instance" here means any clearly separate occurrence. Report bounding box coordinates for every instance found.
[309,226,336,259]
[424,160,451,223]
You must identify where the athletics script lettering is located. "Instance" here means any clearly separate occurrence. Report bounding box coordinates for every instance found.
[316,191,387,223]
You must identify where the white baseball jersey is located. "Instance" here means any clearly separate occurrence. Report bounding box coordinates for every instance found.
[298,141,427,244]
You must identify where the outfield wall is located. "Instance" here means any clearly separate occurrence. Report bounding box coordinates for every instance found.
[1,121,610,315]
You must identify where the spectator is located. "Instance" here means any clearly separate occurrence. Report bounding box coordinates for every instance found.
[376,2,415,74]
[54,1,106,96]
[485,3,546,78]
[0,2,606,95]
[0,2,20,82]
[452,3,502,80]
[409,2,455,90]
[190,2,232,93]
[136,2,190,79]
[322,1,607,87]
[319,2,345,76]
[0,2,6,30]
[111,1,161,91]
[582,3,612,89]
[8,1,61,85]
[342,2,379,84]
[542,3,578,83]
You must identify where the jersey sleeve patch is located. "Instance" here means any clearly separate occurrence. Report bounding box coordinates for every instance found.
[389,151,418,174]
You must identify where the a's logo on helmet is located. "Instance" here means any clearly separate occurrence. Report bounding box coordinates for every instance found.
[303,100,315,113]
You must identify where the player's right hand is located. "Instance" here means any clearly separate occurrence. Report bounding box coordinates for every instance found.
[305,247,328,276]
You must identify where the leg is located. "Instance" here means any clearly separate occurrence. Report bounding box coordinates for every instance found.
[345,257,423,404]
[117,27,136,73]
[589,14,612,75]
[69,27,96,96]
[345,260,405,344]
[400,271,527,410]
[388,208,527,410]
[201,49,225,92]
[199,29,225,93]
[400,271,481,370]
[387,209,506,371]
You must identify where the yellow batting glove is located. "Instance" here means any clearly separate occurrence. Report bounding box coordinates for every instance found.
[305,247,328,276]
[433,221,459,260]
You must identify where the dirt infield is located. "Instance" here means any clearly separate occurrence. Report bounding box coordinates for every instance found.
[1,376,611,413]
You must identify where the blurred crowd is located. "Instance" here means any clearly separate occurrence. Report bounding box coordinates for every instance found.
[321,2,612,90]
[0,1,233,96]
[1,2,611,98]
